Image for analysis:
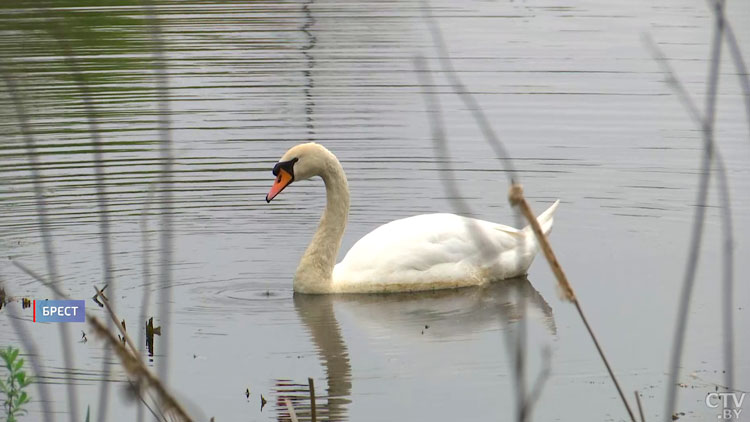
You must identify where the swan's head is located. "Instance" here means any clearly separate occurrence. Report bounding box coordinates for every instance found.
[266,142,333,202]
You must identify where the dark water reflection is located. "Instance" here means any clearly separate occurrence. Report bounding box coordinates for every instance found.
[1,0,749,421]
[287,277,553,421]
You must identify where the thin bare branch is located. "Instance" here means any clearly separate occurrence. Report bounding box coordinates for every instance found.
[44,18,118,421]
[415,54,530,422]
[12,260,192,422]
[648,32,737,403]
[93,286,141,360]
[709,0,745,392]
[420,0,519,185]
[417,9,636,420]
[93,285,170,422]
[643,35,704,124]
[413,55,497,255]
[706,0,750,140]
[137,185,157,422]
[88,317,194,422]
[416,55,560,422]
[652,1,729,417]
[643,44,736,388]
[126,379,169,422]
[635,391,646,422]
[0,64,80,422]
[11,261,67,299]
[510,185,636,422]
[139,0,175,386]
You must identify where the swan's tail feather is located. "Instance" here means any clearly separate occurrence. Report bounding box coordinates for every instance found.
[488,200,559,277]
[518,199,560,264]
[523,199,560,238]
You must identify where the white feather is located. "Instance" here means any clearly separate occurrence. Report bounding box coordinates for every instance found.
[332,202,559,293]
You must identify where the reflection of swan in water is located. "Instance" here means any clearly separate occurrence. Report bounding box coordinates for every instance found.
[288,294,352,422]
[286,276,554,421]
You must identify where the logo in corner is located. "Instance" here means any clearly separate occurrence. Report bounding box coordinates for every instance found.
[706,392,745,420]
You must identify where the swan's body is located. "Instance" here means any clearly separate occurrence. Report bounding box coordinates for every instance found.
[266,143,559,294]
[332,211,557,293]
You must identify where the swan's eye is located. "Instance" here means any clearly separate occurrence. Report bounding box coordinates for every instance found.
[272,157,299,179]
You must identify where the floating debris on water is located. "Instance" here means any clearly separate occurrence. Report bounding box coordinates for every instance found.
[92,284,108,307]
[146,317,162,357]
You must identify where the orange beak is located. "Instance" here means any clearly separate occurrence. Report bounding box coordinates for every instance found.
[266,168,293,202]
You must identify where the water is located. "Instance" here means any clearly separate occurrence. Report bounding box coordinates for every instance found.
[1,0,749,421]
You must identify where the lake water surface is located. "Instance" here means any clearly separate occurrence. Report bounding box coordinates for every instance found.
[1,0,749,421]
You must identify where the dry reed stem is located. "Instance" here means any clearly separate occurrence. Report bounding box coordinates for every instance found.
[662,0,726,418]
[643,38,736,395]
[11,260,191,422]
[415,46,634,420]
[414,55,532,421]
[89,294,170,422]
[508,184,636,422]
[508,185,575,302]
[308,377,317,422]
[91,285,190,422]
[703,0,746,394]
[0,64,81,422]
[635,391,646,422]
[137,185,157,422]
[284,398,300,422]
[139,0,176,386]
[708,0,750,139]
[94,287,141,362]
[42,15,119,420]
[420,0,518,185]
[88,317,193,422]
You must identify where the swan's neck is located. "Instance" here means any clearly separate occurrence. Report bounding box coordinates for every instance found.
[294,156,349,293]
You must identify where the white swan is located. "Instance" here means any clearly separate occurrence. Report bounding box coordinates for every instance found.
[266,142,559,294]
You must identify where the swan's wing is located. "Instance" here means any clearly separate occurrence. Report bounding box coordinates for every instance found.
[332,214,526,292]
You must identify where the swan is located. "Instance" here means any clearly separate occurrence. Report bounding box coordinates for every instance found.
[265,142,559,294]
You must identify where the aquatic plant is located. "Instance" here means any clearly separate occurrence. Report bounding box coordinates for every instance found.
[0,346,33,422]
